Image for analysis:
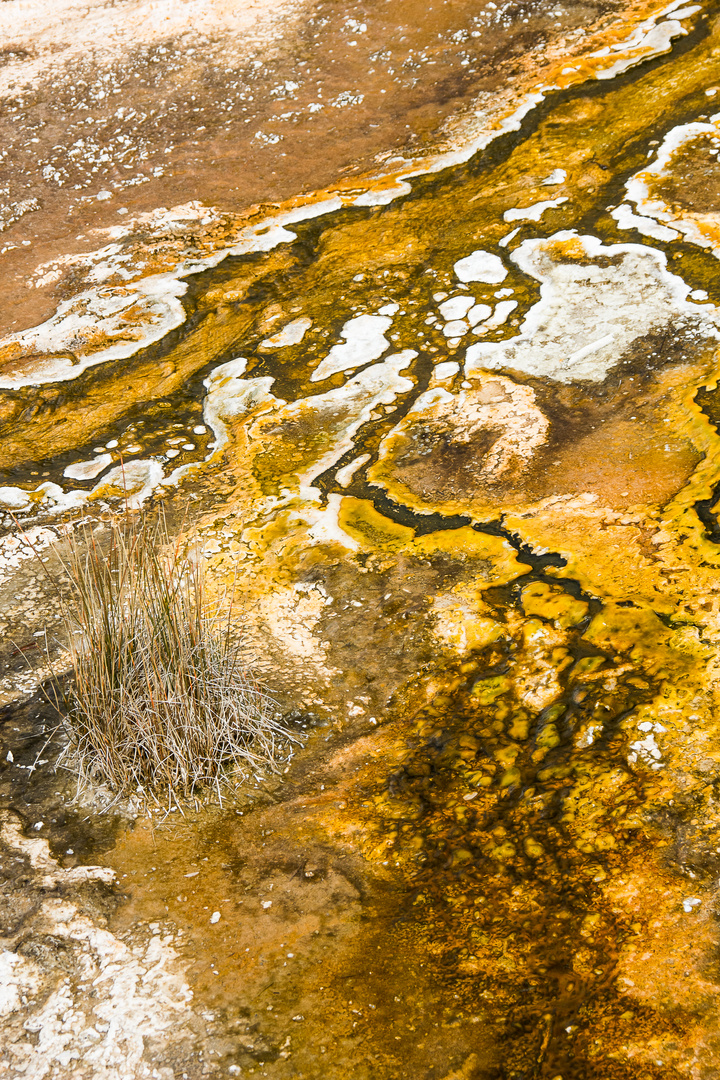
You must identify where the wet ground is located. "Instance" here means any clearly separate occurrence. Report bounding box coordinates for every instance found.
[4,0,720,1077]
[0,0,629,339]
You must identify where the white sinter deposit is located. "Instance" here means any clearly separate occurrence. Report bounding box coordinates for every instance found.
[259,317,313,350]
[617,116,720,255]
[503,196,568,222]
[310,314,393,382]
[464,231,720,382]
[253,351,416,487]
[453,250,508,284]
[204,351,415,488]
[0,809,197,1080]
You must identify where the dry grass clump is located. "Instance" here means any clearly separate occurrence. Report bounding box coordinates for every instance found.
[49,512,294,805]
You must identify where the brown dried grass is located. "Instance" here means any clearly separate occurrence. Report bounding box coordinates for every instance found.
[48,512,296,806]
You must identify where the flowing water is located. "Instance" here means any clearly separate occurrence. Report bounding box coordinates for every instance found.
[3,1,720,1077]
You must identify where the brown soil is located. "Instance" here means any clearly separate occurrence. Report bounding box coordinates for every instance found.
[0,0,630,337]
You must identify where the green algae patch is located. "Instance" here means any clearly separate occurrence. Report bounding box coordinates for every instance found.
[337,496,415,552]
[251,422,342,496]
[583,603,712,679]
[583,603,672,655]
[521,581,588,628]
[336,499,529,585]
[471,674,512,705]
[412,525,529,579]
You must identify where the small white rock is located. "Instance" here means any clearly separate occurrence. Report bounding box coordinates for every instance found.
[210,911,221,924]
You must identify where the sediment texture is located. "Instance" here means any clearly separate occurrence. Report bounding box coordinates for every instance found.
[3,0,720,1077]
